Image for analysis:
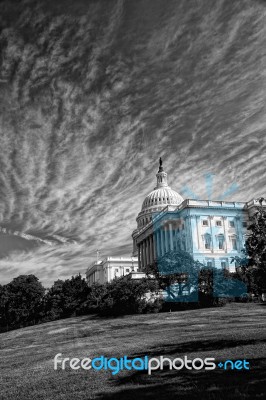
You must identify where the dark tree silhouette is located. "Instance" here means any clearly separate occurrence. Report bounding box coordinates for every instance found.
[146,250,202,301]
[232,198,266,296]
[1,275,45,330]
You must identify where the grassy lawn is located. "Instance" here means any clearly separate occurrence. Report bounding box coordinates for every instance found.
[0,303,265,399]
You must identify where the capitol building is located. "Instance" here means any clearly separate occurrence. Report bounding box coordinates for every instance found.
[86,158,263,285]
[132,158,260,273]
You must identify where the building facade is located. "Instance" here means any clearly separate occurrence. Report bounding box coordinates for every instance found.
[86,256,138,286]
[132,159,264,273]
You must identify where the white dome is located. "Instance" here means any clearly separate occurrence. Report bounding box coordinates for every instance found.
[142,187,183,211]
[134,158,184,231]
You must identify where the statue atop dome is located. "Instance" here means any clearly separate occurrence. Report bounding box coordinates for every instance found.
[158,157,163,172]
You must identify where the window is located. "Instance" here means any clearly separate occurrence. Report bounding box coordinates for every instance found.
[204,233,212,249]
[115,268,119,273]
[202,220,209,226]
[217,234,225,250]
[216,220,222,226]
[221,261,227,269]
[206,260,213,268]
[242,222,247,228]
[229,221,235,228]
[231,238,237,250]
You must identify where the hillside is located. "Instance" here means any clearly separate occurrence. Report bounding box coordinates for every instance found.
[0,303,265,399]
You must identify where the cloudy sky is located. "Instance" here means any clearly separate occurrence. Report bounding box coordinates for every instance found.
[0,0,265,287]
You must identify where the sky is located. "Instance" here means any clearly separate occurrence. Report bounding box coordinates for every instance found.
[0,0,266,287]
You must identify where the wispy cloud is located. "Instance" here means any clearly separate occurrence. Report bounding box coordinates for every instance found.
[0,0,266,286]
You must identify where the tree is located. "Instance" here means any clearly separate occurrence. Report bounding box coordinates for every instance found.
[148,250,245,306]
[98,276,161,316]
[0,285,9,331]
[232,198,266,295]
[231,248,260,296]
[44,274,90,319]
[79,283,107,314]
[43,279,65,320]
[146,250,202,301]
[61,274,89,317]
[245,198,266,293]
[2,275,45,329]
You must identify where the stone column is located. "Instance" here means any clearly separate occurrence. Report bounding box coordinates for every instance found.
[145,239,149,267]
[141,242,145,270]
[157,230,161,258]
[143,238,146,267]
[222,216,228,252]
[153,233,157,260]
[138,244,141,271]
[155,230,160,258]
[195,216,200,250]
[143,239,146,268]
[160,226,164,256]
[169,222,174,251]
[235,216,242,251]
[184,216,191,252]
[150,235,154,264]
[174,227,178,250]
[147,236,151,265]
[209,216,214,252]
[148,237,151,265]
[165,224,169,253]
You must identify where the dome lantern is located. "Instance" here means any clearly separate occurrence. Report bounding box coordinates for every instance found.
[155,157,168,189]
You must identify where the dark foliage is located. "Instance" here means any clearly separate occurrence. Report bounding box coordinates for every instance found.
[43,274,90,320]
[231,199,266,296]
[0,275,45,331]
[0,273,162,331]
[98,276,162,316]
[146,250,202,300]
